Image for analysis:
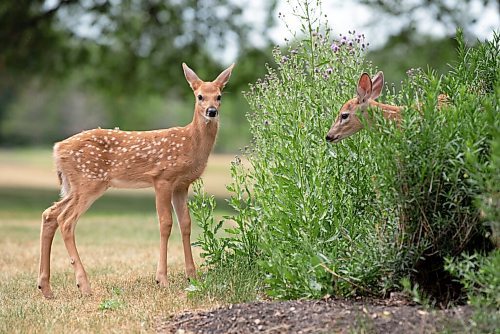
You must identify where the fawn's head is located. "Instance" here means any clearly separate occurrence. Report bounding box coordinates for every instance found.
[182,63,235,121]
[326,71,384,143]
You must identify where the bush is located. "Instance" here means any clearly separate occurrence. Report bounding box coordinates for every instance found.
[191,1,498,302]
[193,1,401,300]
[367,31,498,299]
[445,251,500,331]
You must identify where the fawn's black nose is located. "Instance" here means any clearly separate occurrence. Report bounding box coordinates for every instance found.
[326,134,339,142]
[206,107,218,118]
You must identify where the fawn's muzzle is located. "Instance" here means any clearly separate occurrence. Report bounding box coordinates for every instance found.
[206,107,218,118]
[325,134,340,143]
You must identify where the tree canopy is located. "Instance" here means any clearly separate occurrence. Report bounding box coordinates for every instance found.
[0,0,277,94]
[358,0,498,38]
[0,0,497,149]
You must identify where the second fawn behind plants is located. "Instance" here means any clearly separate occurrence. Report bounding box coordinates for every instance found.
[325,71,402,143]
[37,62,235,298]
[326,71,450,143]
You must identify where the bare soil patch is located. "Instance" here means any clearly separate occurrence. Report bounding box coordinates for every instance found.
[156,297,472,334]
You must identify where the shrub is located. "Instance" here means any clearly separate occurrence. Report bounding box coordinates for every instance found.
[191,1,498,302]
[445,251,500,331]
[192,1,401,300]
[366,31,498,300]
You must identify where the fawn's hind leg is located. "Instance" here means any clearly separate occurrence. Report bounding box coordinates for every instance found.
[38,197,71,298]
[57,184,107,296]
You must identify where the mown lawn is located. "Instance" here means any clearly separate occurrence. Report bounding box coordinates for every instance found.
[0,148,234,333]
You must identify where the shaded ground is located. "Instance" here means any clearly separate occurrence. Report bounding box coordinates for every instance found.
[156,297,472,334]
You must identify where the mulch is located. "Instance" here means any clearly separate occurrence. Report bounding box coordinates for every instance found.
[156,296,472,333]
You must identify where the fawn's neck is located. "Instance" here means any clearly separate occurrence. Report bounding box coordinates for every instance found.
[187,107,219,157]
[369,100,402,120]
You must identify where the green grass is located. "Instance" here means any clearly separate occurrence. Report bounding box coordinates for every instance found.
[0,186,232,219]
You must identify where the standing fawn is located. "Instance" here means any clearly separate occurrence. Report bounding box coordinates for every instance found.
[37,63,235,298]
[325,71,449,143]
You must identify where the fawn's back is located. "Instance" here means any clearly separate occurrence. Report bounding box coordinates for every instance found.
[54,125,215,191]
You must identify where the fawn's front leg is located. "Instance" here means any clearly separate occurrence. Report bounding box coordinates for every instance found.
[172,186,196,280]
[154,180,174,287]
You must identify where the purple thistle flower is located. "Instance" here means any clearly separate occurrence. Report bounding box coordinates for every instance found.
[331,43,340,52]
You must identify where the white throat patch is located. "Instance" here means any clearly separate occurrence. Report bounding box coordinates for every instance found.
[203,114,219,124]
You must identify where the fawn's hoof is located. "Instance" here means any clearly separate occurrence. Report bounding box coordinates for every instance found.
[38,284,54,299]
[77,282,92,296]
[186,269,197,281]
[156,276,168,288]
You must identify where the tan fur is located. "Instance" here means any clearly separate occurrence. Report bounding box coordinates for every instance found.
[37,63,235,298]
[326,72,448,143]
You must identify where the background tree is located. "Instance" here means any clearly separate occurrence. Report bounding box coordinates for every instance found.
[0,0,497,149]
[0,0,277,92]
[0,0,277,147]
[361,0,499,85]
[358,0,498,38]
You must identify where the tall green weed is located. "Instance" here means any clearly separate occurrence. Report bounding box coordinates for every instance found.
[192,1,400,300]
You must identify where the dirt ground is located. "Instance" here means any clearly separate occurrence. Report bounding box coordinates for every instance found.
[156,296,473,334]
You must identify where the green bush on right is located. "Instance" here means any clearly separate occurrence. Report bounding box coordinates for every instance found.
[190,5,499,309]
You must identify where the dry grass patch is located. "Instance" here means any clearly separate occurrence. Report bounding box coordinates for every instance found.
[0,148,238,333]
[0,214,222,333]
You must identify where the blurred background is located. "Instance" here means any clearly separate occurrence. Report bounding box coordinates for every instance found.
[0,0,498,152]
[0,2,498,330]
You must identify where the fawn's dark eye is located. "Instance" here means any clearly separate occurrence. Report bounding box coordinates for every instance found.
[341,113,349,120]
[197,94,203,101]
[216,95,222,101]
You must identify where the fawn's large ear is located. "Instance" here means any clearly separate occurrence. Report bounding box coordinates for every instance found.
[356,73,372,104]
[214,63,235,89]
[370,71,384,100]
[183,63,203,91]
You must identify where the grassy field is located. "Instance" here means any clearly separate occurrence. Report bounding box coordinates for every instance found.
[0,148,235,333]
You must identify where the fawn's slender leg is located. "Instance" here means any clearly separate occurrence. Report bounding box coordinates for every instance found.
[154,180,173,287]
[58,184,106,296]
[172,186,196,279]
[38,196,71,298]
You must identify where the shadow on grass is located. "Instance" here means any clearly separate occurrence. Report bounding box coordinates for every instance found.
[0,186,232,217]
